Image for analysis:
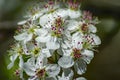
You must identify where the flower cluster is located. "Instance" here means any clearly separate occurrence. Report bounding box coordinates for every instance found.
[7,0,101,80]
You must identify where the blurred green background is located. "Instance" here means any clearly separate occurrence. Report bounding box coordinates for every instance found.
[0,0,120,80]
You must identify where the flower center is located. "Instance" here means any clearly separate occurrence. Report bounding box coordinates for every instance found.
[28,28,35,33]
[68,0,80,10]
[81,23,88,33]
[51,17,64,37]
[32,47,40,56]
[83,35,95,49]
[73,48,81,59]
[36,68,46,78]
[44,0,56,13]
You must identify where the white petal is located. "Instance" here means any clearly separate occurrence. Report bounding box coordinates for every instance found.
[24,33,33,43]
[18,20,27,25]
[41,49,51,57]
[23,57,36,76]
[26,57,35,66]
[58,56,74,68]
[63,68,74,79]
[66,20,79,32]
[14,32,33,43]
[28,76,38,80]
[19,56,24,68]
[64,31,71,39]
[34,28,48,36]
[57,49,63,55]
[54,9,68,18]
[58,76,70,80]
[23,63,36,76]
[62,40,72,49]
[39,14,54,28]
[7,54,18,69]
[76,77,87,80]
[7,63,14,70]
[32,12,43,20]
[14,32,27,41]
[74,59,87,75]
[46,41,60,49]
[36,56,47,68]
[19,69,24,80]
[58,69,73,80]
[91,34,101,45]
[46,77,57,80]
[81,50,94,64]
[22,44,29,55]
[88,25,97,33]
[46,64,60,77]
[46,37,60,49]
[63,49,72,56]
[72,33,83,49]
[72,32,83,40]
[35,35,50,43]
[10,53,18,62]
[68,9,81,19]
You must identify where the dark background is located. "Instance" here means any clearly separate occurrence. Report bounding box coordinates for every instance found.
[0,0,120,80]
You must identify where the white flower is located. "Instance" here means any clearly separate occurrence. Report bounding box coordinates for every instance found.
[35,28,60,49]
[7,44,24,69]
[14,33,32,55]
[67,0,81,19]
[28,44,51,58]
[37,16,68,50]
[23,56,60,80]
[83,34,101,49]
[67,20,97,34]
[58,34,94,75]
[58,50,94,75]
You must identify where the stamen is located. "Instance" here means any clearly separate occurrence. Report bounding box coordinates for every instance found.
[81,23,88,32]
[51,16,64,37]
[83,11,92,21]
[73,48,81,59]
[36,68,46,78]
[68,0,80,10]
[14,69,20,76]
[44,0,56,13]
